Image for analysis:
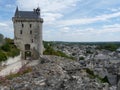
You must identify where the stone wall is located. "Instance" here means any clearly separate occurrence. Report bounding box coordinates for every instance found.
[13,18,43,60]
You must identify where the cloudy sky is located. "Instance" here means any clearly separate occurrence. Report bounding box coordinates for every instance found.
[0,0,120,42]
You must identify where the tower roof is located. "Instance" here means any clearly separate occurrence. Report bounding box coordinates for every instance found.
[14,7,41,19]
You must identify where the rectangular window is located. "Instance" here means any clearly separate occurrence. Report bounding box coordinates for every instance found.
[30,30,32,34]
[30,24,32,28]
[31,39,33,43]
[25,44,30,50]
[22,24,24,28]
[20,30,22,34]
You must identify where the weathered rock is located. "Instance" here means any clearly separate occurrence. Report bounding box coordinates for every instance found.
[0,55,111,90]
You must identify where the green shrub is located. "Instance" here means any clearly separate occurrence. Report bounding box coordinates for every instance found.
[86,68,110,84]
[0,35,20,61]
[97,44,118,51]
[86,50,93,54]
[7,48,20,57]
[0,34,4,44]
[4,38,14,44]
[43,45,55,55]
[86,68,95,76]
[43,44,74,60]
[79,56,84,60]
[1,43,10,52]
[72,53,76,56]
[57,51,68,57]
[0,51,7,61]
[0,37,20,61]
[101,76,109,83]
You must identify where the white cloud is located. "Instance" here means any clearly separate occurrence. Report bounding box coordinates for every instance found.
[75,24,120,35]
[0,22,8,27]
[99,24,120,33]
[16,0,80,25]
[58,11,120,27]
[103,24,120,28]
[59,27,71,33]
[42,12,63,24]
[0,21,13,38]
[50,23,120,41]
[110,8,119,12]
[17,0,80,12]
[80,24,120,34]
[11,0,120,41]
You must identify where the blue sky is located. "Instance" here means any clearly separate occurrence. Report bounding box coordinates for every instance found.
[0,0,120,42]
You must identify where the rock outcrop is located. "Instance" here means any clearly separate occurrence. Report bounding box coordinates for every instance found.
[0,55,110,90]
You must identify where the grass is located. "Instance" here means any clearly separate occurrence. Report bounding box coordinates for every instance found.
[43,43,75,60]
[86,68,110,84]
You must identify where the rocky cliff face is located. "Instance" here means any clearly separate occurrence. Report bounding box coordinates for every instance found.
[0,56,111,90]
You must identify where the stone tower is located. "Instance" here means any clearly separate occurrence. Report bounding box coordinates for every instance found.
[12,7,44,60]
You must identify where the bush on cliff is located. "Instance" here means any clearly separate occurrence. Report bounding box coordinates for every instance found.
[0,50,7,61]
[0,37,20,62]
[43,42,74,60]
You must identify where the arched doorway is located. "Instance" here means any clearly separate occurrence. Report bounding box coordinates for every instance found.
[25,51,31,60]
[25,44,31,60]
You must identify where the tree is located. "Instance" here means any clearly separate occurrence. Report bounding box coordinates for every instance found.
[1,43,10,52]
[0,33,4,44]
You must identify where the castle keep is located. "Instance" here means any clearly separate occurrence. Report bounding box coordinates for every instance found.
[12,7,43,60]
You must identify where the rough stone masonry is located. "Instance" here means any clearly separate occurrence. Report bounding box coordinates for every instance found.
[12,7,44,60]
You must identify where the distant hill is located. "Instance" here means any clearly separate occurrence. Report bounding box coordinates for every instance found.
[46,41,120,45]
